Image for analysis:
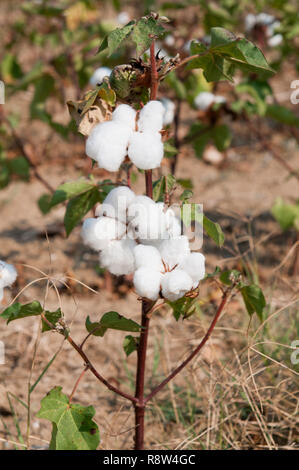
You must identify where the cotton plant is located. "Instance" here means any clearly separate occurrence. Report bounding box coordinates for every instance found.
[194,91,226,111]
[0,261,17,302]
[245,13,283,47]
[0,12,270,452]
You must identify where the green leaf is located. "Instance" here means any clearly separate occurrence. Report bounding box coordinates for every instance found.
[203,215,225,247]
[38,194,52,215]
[85,312,141,338]
[123,335,139,357]
[42,308,62,332]
[219,269,241,286]
[188,28,274,82]
[132,17,165,56]
[37,387,100,450]
[1,301,43,324]
[98,21,135,55]
[50,180,95,207]
[212,124,231,151]
[241,284,266,322]
[64,187,101,236]
[167,296,200,321]
[266,104,299,126]
[153,174,176,202]
[181,202,203,227]
[8,157,30,179]
[271,198,299,231]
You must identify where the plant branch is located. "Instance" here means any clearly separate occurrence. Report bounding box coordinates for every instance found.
[40,313,137,404]
[144,291,229,404]
[69,366,88,403]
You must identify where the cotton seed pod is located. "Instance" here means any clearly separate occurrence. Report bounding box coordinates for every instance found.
[161,269,193,301]
[100,239,136,275]
[97,186,135,223]
[138,100,164,132]
[0,261,17,289]
[89,67,112,87]
[133,245,163,271]
[133,267,162,301]
[112,104,137,131]
[179,252,205,285]
[86,121,132,172]
[81,217,126,251]
[159,236,190,270]
[128,131,164,170]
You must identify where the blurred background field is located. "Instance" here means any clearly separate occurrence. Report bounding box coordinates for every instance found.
[0,0,298,450]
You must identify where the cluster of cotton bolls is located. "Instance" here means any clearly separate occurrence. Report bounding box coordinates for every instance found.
[81,186,205,301]
[89,67,112,87]
[194,91,226,111]
[245,13,282,47]
[86,101,165,171]
[0,260,17,301]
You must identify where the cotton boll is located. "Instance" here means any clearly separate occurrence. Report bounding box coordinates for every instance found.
[161,269,193,301]
[90,67,112,87]
[98,186,135,223]
[129,201,166,242]
[194,92,215,111]
[100,239,136,275]
[179,252,205,284]
[133,267,162,300]
[128,131,163,170]
[117,11,130,25]
[0,261,17,288]
[134,245,163,271]
[86,121,132,171]
[268,34,282,47]
[159,236,190,270]
[245,13,257,32]
[81,217,126,251]
[163,207,182,238]
[112,104,137,131]
[138,100,164,132]
[160,98,175,126]
[0,288,3,302]
[128,195,155,220]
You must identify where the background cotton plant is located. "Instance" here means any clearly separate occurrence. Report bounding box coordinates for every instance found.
[0,261,17,302]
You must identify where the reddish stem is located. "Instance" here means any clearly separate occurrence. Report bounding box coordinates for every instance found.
[145,292,229,404]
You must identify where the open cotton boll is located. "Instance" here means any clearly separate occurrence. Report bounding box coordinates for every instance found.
[160,98,175,126]
[0,261,17,288]
[133,267,162,301]
[161,269,193,301]
[133,245,163,271]
[268,34,282,47]
[128,131,163,170]
[138,100,164,132]
[100,239,136,275]
[163,207,182,238]
[159,236,190,269]
[98,186,135,223]
[129,203,166,242]
[179,252,205,284]
[127,195,155,220]
[89,67,112,87]
[112,104,137,131]
[194,92,215,111]
[86,121,132,171]
[81,217,126,251]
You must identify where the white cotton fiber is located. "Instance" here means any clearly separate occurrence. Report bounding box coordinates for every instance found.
[159,236,190,270]
[179,252,205,285]
[81,217,126,251]
[100,239,136,275]
[163,207,182,238]
[138,100,164,132]
[133,267,162,300]
[0,261,17,288]
[86,121,132,172]
[128,131,163,170]
[161,269,193,301]
[112,104,137,131]
[98,186,135,223]
[194,92,215,111]
[133,245,163,271]
[0,288,3,302]
[89,67,112,87]
[160,98,175,126]
[128,200,166,241]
